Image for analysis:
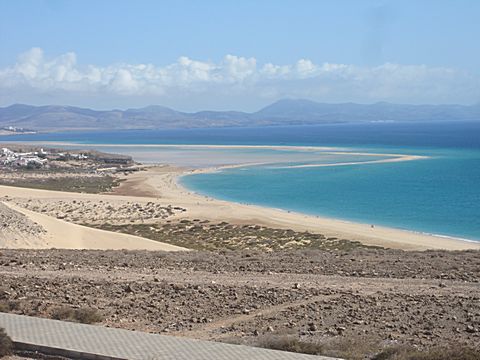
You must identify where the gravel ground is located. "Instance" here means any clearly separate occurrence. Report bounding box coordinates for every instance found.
[0,248,479,359]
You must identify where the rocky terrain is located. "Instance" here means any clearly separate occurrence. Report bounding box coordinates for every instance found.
[0,249,479,359]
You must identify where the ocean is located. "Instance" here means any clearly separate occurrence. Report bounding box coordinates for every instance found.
[2,120,480,241]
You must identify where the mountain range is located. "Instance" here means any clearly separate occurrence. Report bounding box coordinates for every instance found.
[0,99,479,131]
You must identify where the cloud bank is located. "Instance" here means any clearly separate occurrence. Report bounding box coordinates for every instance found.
[1,48,479,110]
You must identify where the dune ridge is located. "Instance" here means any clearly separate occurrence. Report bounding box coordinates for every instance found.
[0,199,187,251]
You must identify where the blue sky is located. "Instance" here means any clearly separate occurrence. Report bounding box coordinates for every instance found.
[0,0,479,111]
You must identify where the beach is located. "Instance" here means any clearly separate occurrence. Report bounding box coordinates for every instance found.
[0,140,477,252]
[0,144,480,250]
[111,165,478,251]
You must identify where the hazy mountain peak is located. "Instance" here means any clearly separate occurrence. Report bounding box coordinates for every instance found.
[126,105,178,113]
[0,100,478,131]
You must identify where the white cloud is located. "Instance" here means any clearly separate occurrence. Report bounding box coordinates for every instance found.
[295,59,316,77]
[109,69,138,94]
[0,47,479,110]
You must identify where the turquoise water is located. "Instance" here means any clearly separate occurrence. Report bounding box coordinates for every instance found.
[2,121,480,241]
[181,147,480,241]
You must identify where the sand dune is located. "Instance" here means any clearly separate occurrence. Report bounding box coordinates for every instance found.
[0,202,46,248]
[1,201,187,251]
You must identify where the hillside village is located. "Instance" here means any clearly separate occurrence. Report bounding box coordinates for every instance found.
[0,145,137,193]
[1,147,88,169]
[0,126,36,135]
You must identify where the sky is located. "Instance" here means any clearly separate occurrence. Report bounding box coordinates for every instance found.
[0,0,479,111]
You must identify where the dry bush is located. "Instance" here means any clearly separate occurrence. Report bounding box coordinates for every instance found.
[373,344,480,360]
[256,334,382,359]
[0,300,19,313]
[255,335,480,360]
[50,306,75,321]
[256,335,325,355]
[0,328,12,358]
[321,336,382,360]
[0,302,9,313]
[74,308,104,324]
[50,306,103,324]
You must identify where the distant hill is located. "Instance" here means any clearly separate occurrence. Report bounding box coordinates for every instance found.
[0,100,479,131]
[254,99,480,124]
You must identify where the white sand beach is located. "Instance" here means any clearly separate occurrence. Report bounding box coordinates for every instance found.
[110,165,480,251]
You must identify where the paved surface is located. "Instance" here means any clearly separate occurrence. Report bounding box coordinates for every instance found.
[0,313,337,360]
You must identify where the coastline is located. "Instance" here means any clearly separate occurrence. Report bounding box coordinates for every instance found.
[1,141,478,251]
[111,165,480,251]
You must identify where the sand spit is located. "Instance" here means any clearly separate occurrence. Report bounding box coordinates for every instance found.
[275,155,427,168]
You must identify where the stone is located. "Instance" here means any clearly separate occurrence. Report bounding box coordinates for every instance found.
[466,325,477,333]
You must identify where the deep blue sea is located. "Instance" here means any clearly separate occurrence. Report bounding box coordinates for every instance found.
[2,120,480,241]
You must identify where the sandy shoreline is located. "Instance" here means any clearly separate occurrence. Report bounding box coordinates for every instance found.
[108,165,480,251]
[1,141,478,251]
[1,165,478,250]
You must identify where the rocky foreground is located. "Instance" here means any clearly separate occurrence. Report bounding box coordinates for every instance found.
[0,248,479,359]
